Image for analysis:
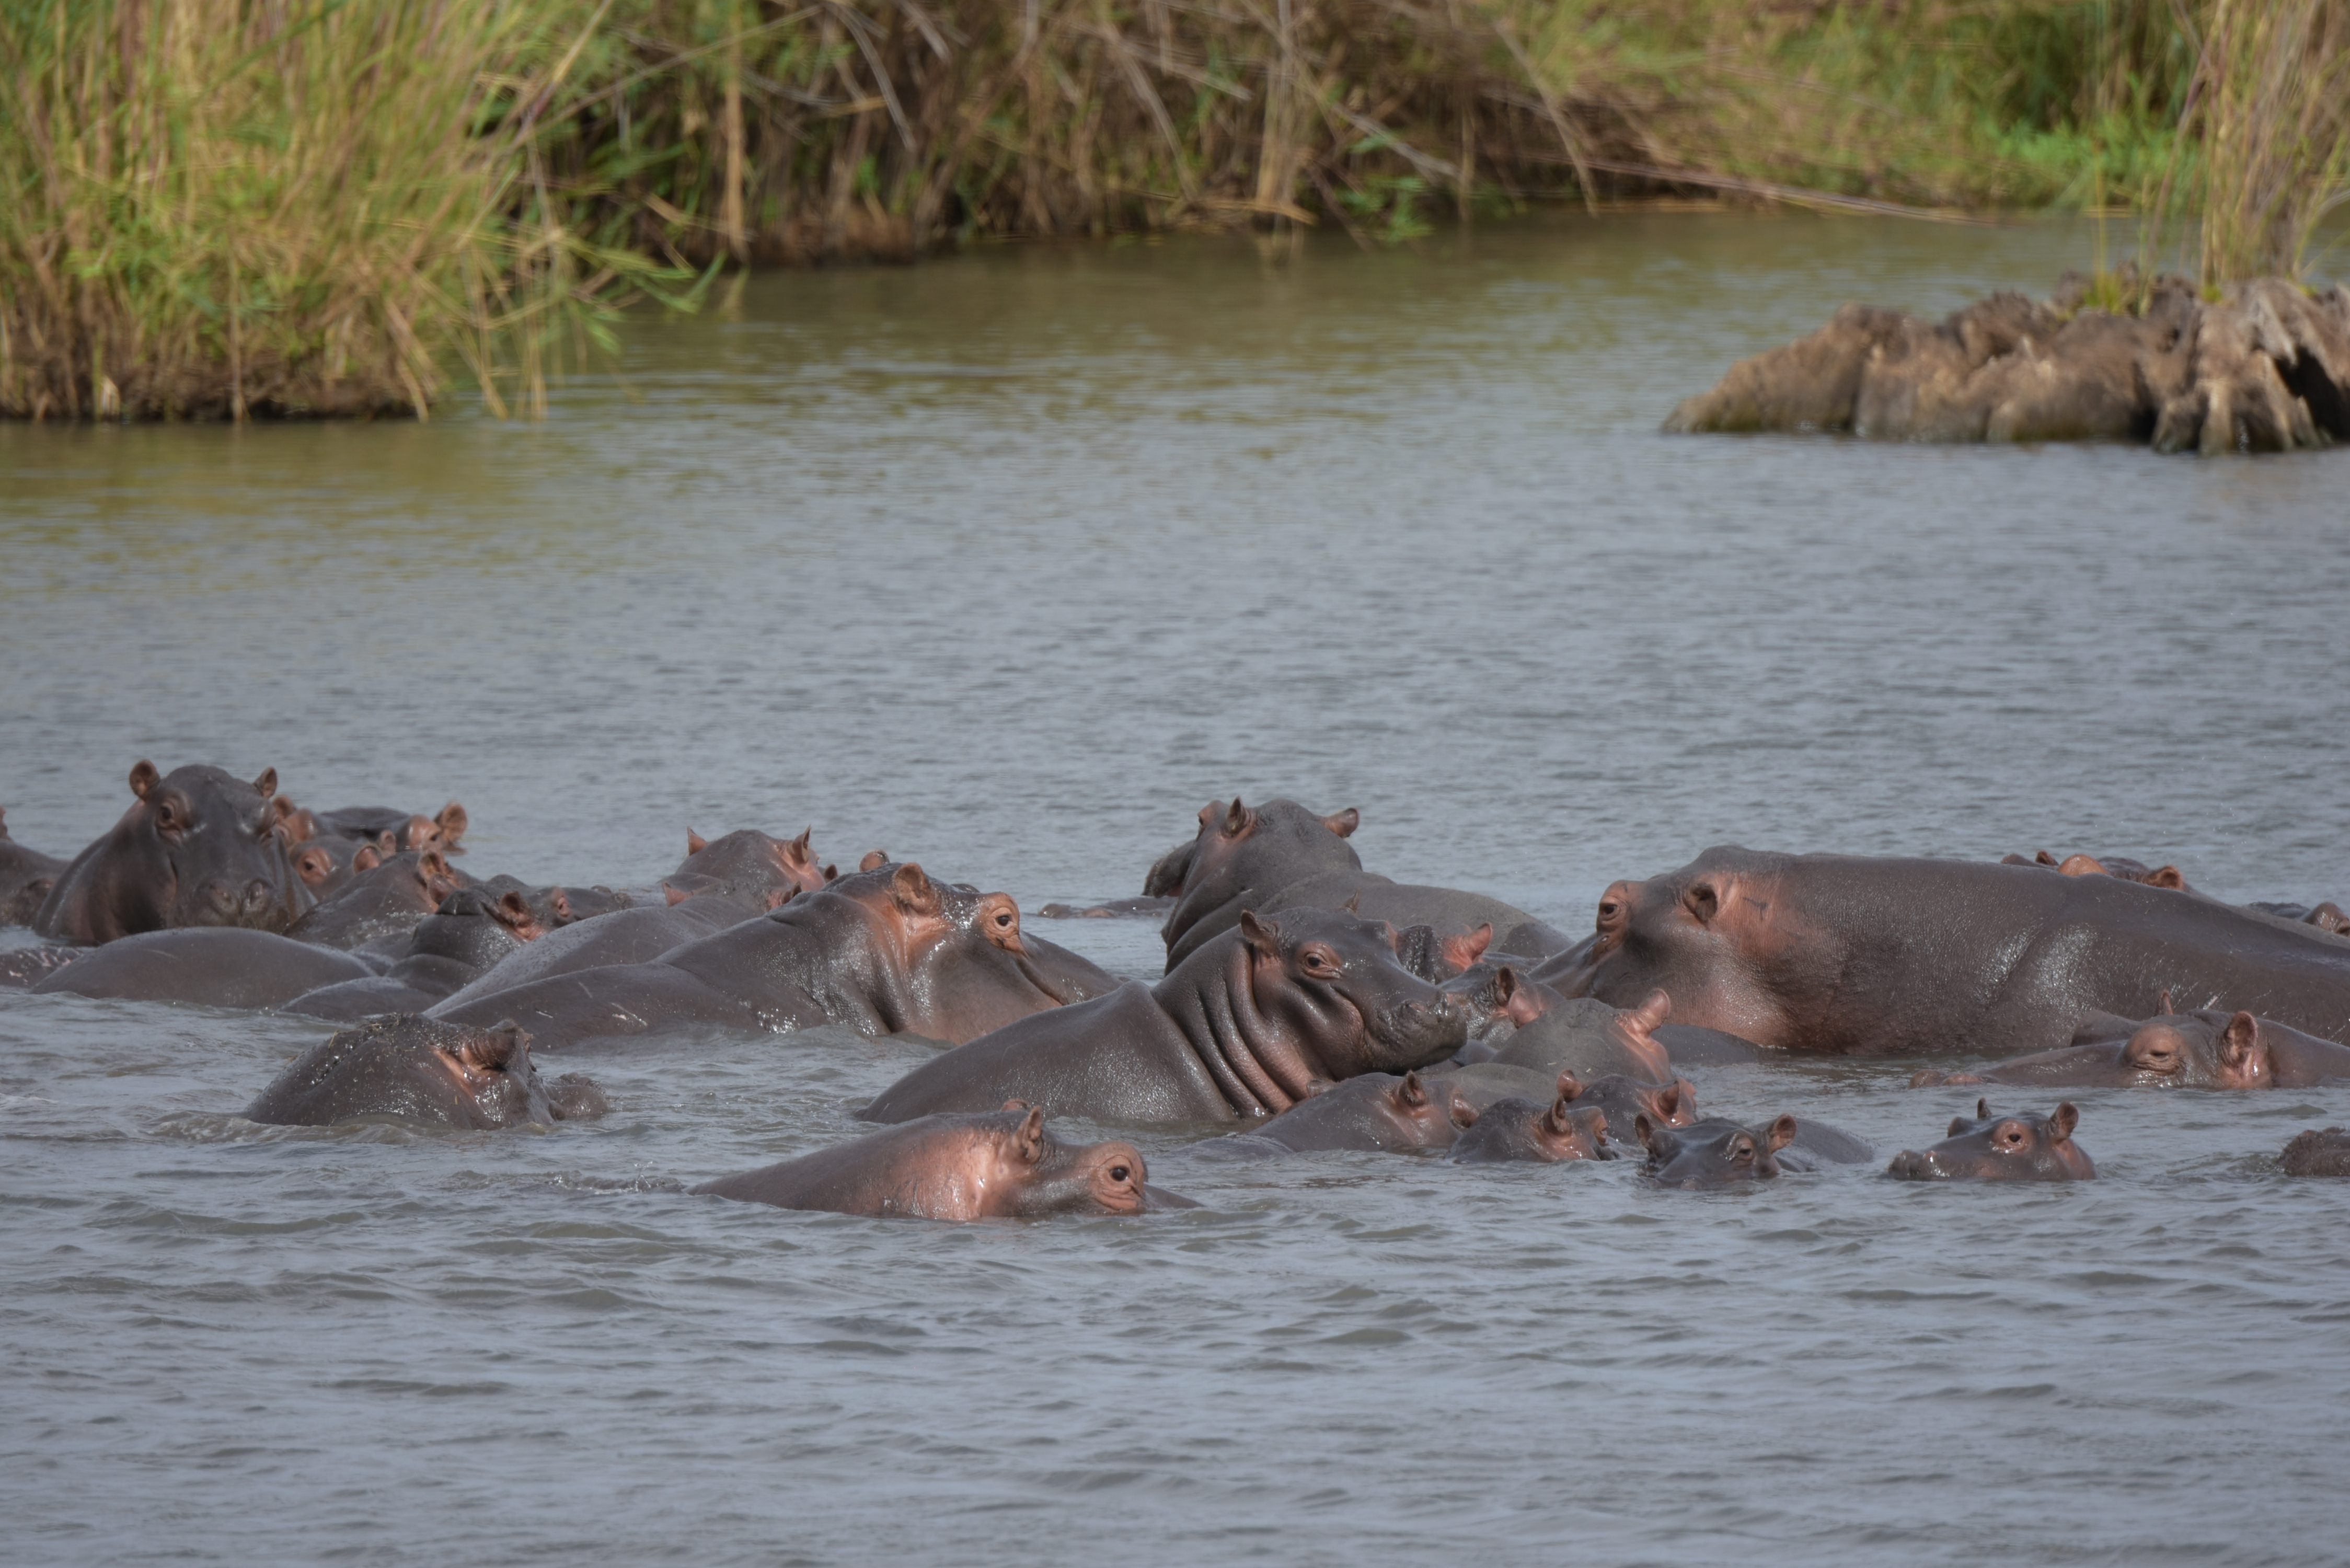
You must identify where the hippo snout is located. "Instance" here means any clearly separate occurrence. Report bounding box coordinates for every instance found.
[1886,1149,1945,1181]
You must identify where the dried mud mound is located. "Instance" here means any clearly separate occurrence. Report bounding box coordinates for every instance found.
[1665,274,2350,455]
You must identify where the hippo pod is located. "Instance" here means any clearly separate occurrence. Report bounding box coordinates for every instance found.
[858,907,1469,1126]
[1914,1006,2350,1090]
[1485,991,1679,1086]
[286,849,467,952]
[283,888,553,1020]
[1216,1069,1476,1156]
[662,826,834,907]
[35,761,312,944]
[1541,847,2350,1056]
[1639,1114,1801,1187]
[245,1017,607,1129]
[693,1104,1166,1221]
[1886,1100,2095,1182]
[430,862,1107,1050]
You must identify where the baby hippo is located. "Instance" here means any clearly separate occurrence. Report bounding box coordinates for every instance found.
[1242,1070,1471,1155]
[693,1104,1153,1222]
[1886,1100,2094,1181]
[246,1017,607,1129]
[1558,1072,1698,1148]
[1639,1114,1798,1187]
[1446,1093,1610,1164]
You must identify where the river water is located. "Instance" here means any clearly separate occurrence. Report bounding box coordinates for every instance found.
[4,214,2348,1566]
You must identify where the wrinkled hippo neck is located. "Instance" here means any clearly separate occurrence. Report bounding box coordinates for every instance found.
[1156,943,1321,1116]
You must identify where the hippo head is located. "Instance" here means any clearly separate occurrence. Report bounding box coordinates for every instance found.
[410,888,549,970]
[1228,907,1469,1096]
[1157,796,1362,960]
[286,832,394,903]
[664,826,831,910]
[244,1017,601,1129]
[1561,1071,1698,1144]
[1886,1100,2095,1181]
[801,862,1068,1041]
[45,761,314,940]
[1391,921,1494,984]
[1639,1113,1796,1186]
[1544,848,1806,1048]
[2117,1010,2273,1088]
[990,1103,1150,1217]
[1448,1091,1611,1164]
[2029,849,2191,891]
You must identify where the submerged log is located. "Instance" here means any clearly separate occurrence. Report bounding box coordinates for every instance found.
[1665,274,2350,455]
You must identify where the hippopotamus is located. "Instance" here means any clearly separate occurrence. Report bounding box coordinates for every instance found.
[692,1105,1158,1221]
[1154,797,1573,970]
[283,889,550,1020]
[1036,897,1178,919]
[1913,1004,2350,1089]
[2248,901,2350,937]
[431,863,1084,1050]
[1551,1071,1699,1145]
[662,827,832,907]
[859,908,1470,1126]
[312,802,468,855]
[1445,1092,1611,1164]
[1540,848,2350,1055]
[1639,1114,1799,1187]
[2003,849,2192,891]
[2279,1127,2350,1177]
[1,806,68,925]
[1886,1100,2095,1181]
[285,850,466,952]
[285,834,392,904]
[1221,1069,1473,1155]
[245,1017,605,1128]
[1487,991,1678,1085]
[34,763,312,944]
[27,927,373,1010]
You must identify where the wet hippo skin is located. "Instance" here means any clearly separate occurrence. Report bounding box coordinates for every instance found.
[859,908,1471,1126]
[1539,848,2350,1055]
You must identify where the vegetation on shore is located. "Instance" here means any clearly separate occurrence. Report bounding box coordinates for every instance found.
[3,0,2345,420]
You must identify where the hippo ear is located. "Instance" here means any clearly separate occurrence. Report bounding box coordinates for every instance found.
[890,862,940,914]
[494,891,534,930]
[765,886,797,911]
[663,883,690,906]
[2050,1102,2080,1142]
[1766,1113,1799,1152]
[1221,798,1251,836]
[2159,988,2175,1014]
[2148,865,2186,890]
[2035,849,2061,866]
[1629,990,1671,1031]
[1633,1113,1667,1156]
[2221,1012,2262,1069]
[1396,1070,1430,1109]
[250,767,277,800]
[459,1022,527,1073]
[1670,1078,1699,1119]
[352,843,382,874]
[1321,806,1360,839]
[859,849,888,873]
[549,888,573,924]
[1342,893,1361,915]
[1555,1070,1583,1103]
[2057,853,2107,878]
[1680,882,1721,923]
[435,803,467,846]
[786,827,815,864]
[129,760,160,799]
[1441,924,1493,974]
[1977,1097,1991,1120]
[1010,1105,1046,1165]
[1237,909,1282,957]
[1501,968,1547,1027]
[1449,1093,1479,1128]
[1999,852,2034,865]
[686,829,707,856]
[821,863,838,882]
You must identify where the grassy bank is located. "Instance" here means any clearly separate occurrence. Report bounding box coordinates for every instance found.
[4,0,2344,419]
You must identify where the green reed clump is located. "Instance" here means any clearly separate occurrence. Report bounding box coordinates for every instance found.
[0,0,685,420]
[2170,0,2350,282]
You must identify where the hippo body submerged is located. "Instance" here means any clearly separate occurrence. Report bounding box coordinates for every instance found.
[35,763,310,944]
[431,864,1082,1050]
[245,1017,606,1128]
[860,909,1470,1126]
[1543,848,2350,1056]
[31,929,372,1010]
[1918,1007,2350,1090]
[693,1105,1155,1221]
[284,889,551,1021]
[0,807,68,926]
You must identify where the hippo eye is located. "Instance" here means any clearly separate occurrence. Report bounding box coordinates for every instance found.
[993,911,1015,929]
[1108,1164,1132,1183]
[1300,945,1342,978]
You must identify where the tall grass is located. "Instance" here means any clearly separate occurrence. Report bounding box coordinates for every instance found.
[0,0,682,420]
[2168,0,2350,282]
[3,1,2343,421]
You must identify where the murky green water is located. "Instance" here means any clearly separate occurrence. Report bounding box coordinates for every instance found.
[4,214,2347,1566]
